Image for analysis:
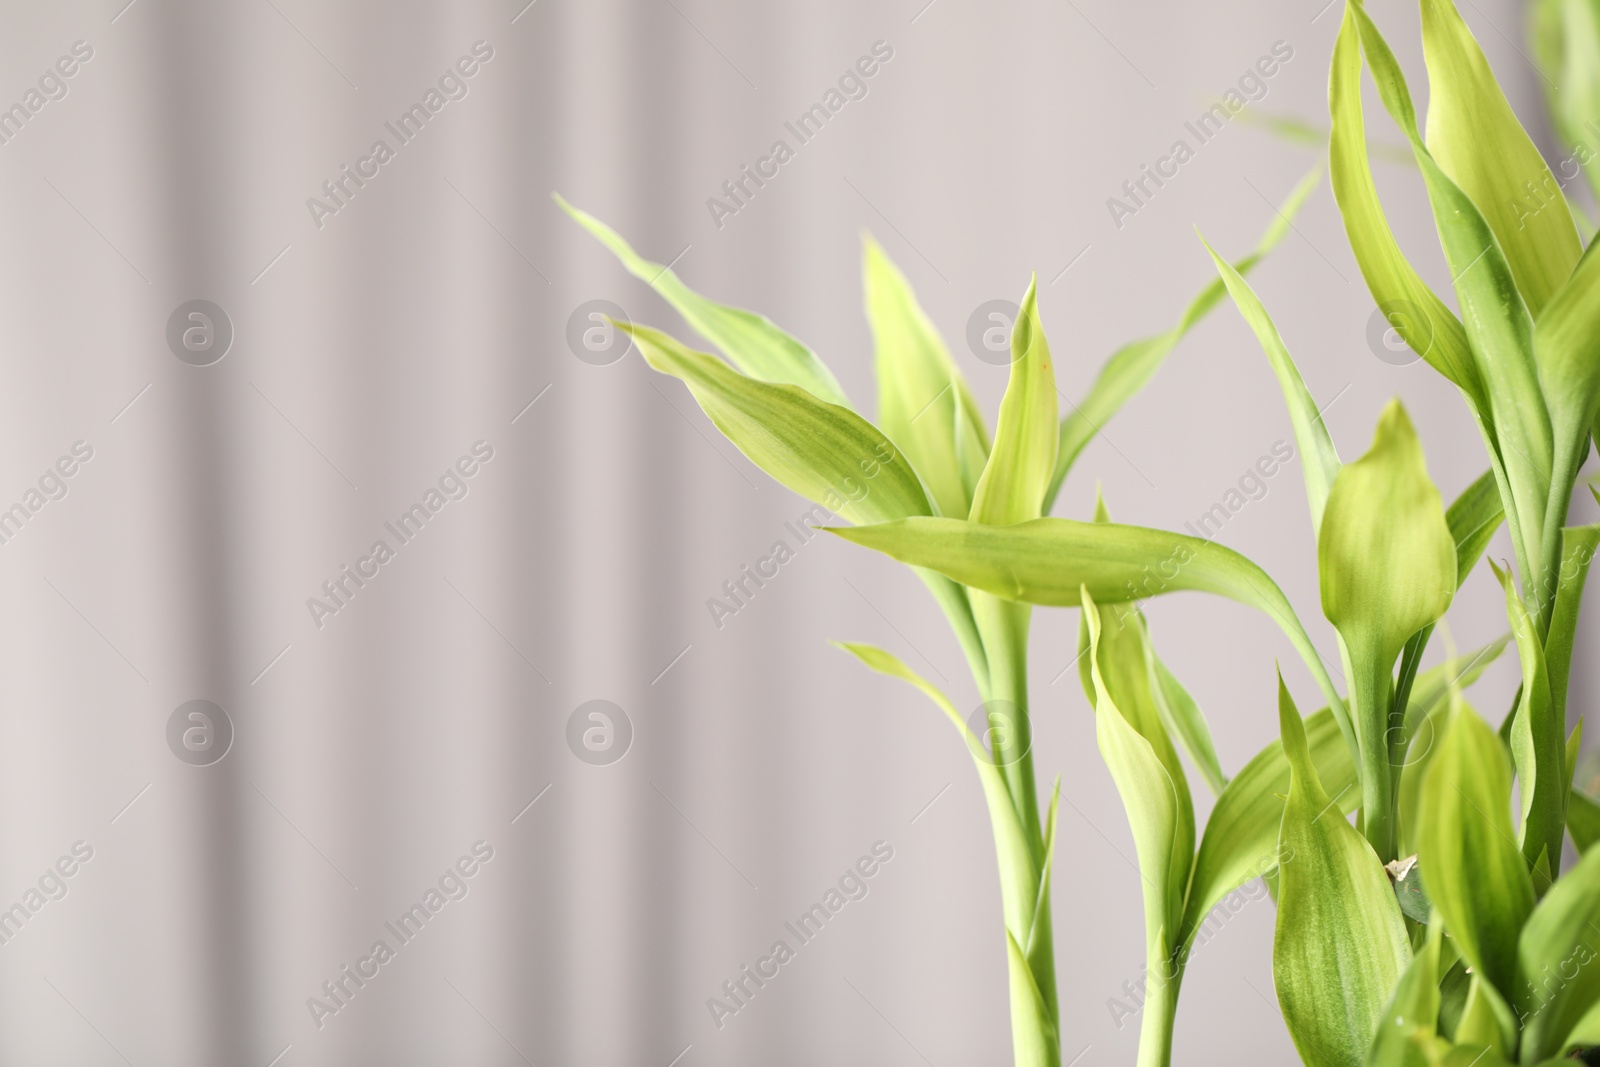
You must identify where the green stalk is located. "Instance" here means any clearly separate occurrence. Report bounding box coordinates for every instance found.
[1137,955,1182,1067]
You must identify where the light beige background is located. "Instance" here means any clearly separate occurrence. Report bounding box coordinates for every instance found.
[0,0,1586,1064]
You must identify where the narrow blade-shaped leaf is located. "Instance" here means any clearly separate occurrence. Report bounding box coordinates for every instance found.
[624,324,930,525]
[1494,561,1566,876]
[1531,0,1600,203]
[1274,675,1413,1067]
[1367,920,1445,1066]
[1204,235,1341,532]
[971,277,1058,526]
[558,196,850,407]
[1569,788,1600,854]
[1006,930,1060,1067]
[1416,693,1535,1002]
[1445,469,1505,588]
[1047,168,1321,509]
[863,235,989,520]
[1151,651,1227,796]
[1548,522,1600,719]
[1420,0,1582,316]
[1184,705,1356,948]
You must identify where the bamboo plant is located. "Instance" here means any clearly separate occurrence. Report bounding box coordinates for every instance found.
[558,177,1316,1065]
[833,0,1600,1062]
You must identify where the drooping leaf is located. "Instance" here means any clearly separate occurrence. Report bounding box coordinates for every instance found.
[970,277,1058,527]
[1494,561,1567,877]
[1319,399,1456,861]
[1416,692,1535,1003]
[1204,236,1341,533]
[622,324,928,525]
[1047,168,1321,509]
[1274,675,1413,1067]
[828,514,1349,730]
[1418,0,1582,317]
[1517,842,1600,1059]
[863,235,990,521]
[1184,705,1356,949]
[557,195,850,406]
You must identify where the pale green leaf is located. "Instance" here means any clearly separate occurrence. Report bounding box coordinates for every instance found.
[1516,841,1600,1058]
[863,234,989,520]
[1548,522,1600,719]
[1319,399,1456,860]
[1274,675,1413,1067]
[557,195,849,406]
[1006,929,1060,1067]
[622,323,929,526]
[1367,920,1443,1067]
[1204,235,1341,532]
[1416,692,1535,1002]
[1445,469,1505,588]
[1530,0,1600,204]
[1419,0,1582,317]
[1184,705,1356,949]
[970,277,1058,527]
[1570,788,1600,854]
[1494,561,1566,876]
[1151,651,1227,797]
[827,514,1349,733]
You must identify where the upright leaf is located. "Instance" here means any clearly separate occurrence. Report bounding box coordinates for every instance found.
[1419,0,1583,317]
[1517,843,1600,1059]
[1416,693,1535,1002]
[1548,522,1600,719]
[1184,705,1357,948]
[1204,236,1341,532]
[1367,920,1446,1066]
[1494,562,1567,877]
[1319,399,1456,860]
[863,235,990,520]
[1530,0,1600,203]
[1274,675,1413,1067]
[970,277,1058,527]
[1151,652,1228,797]
[558,195,850,407]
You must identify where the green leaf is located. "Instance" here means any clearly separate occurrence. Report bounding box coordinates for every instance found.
[1184,705,1356,949]
[1517,841,1600,1059]
[863,235,989,520]
[1046,168,1321,509]
[970,277,1058,527]
[1530,0,1600,204]
[1398,635,1513,858]
[1548,522,1600,719]
[1006,929,1060,1067]
[1570,788,1600,854]
[1454,974,1516,1055]
[622,323,929,526]
[1328,4,1483,409]
[1274,675,1413,1067]
[1416,692,1535,1002]
[1082,590,1195,940]
[557,195,850,407]
[1419,0,1583,318]
[1445,469,1505,588]
[1319,399,1456,861]
[1203,235,1341,533]
[1494,561,1567,877]
[828,514,1349,732]
[1151,651,1228,797]
[1367,919,1444,1066]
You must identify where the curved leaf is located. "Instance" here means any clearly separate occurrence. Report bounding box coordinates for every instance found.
[1204,236,1341,533]
[1419,0,1582,317]
[1416,693,1535,1002]
[1517,842,1600,1059]
[1494,561,1566,877]
[828,514,1349,731]
[863,235,989,521]
[970,276,1058,527]
[1274,675,1413,1067]
[558,196,849,406]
